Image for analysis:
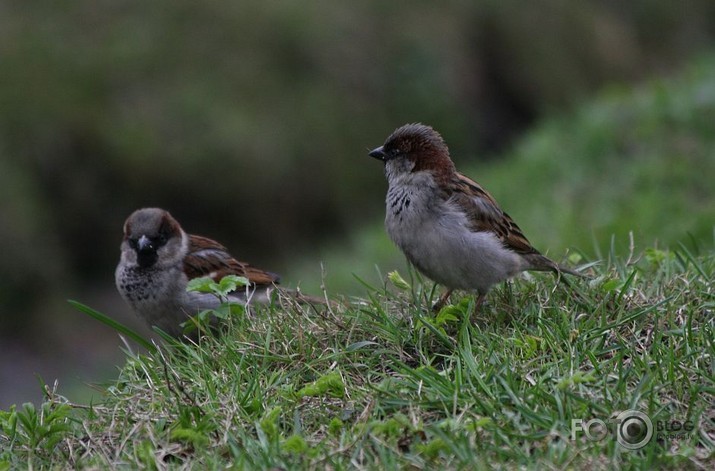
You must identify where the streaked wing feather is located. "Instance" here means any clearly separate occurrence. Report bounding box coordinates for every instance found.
[449,173,540,256]
[184,235,280,286]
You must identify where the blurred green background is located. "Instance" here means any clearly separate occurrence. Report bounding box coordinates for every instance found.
[1,0,714,408]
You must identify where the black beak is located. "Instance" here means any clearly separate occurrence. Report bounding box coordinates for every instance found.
[369,146,387,161]
[136,235,153,253]
[135,235,158,268]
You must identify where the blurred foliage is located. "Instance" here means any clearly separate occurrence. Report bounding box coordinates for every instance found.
[493,59,715,254]
[289,56,715,294]
[1,0,715,329]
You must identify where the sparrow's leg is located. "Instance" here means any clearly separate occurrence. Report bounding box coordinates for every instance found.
[465,293,488,324]
[432,289,453,311]
[473,293,486,311]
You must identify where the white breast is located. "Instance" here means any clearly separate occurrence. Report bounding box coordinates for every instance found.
[384,170,524,293]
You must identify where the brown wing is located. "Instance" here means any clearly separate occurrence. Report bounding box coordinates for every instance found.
[183,235,280,286]
[447,173,541,256]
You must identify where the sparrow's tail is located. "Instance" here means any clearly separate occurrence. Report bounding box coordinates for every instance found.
[524,253,590,278]
[554,264,589,278]
[522,254,592,308]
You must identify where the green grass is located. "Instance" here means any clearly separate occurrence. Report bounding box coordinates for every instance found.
[1,243,713,469]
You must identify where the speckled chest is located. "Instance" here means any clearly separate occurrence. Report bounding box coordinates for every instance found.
[384,170,440,226]
[116,265,172,305]
[386,185,415,222]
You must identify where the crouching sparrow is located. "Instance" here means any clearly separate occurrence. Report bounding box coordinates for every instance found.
[369,123,584,311]
[115,207,315,337]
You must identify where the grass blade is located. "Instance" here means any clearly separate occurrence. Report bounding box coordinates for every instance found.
[68,299,155,352]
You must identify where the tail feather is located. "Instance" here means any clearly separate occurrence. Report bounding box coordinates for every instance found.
[554,264,588,278]
[524,253,589,278]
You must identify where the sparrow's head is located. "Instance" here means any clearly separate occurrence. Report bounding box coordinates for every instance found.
[369,123,456,180]
[121,208,185,269]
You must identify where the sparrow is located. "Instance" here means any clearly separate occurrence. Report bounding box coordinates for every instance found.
[369,123,583,311]
[115,207,283,337]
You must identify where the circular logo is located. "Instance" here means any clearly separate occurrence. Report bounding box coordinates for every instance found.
[583,419,608,442]
[615,410,653,450]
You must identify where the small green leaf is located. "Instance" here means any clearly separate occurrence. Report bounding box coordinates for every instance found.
[568,252,584,265]
[209,303,245,320]
[465,417,494,431]
[557,371,596,390]
[281,434,308,454]
[297,372,344,399]
[187,275,250,299]
[601,278,622,293]
[370,417,406,437]
[328,418,344,436]
[434,305,462,326]
[171,428,210,447]
[217,275,249,296]
[136,441,156,468]
[186,276,216,294]
[259,407,282,441]
[645,247,673,266]
[417,438,448,459]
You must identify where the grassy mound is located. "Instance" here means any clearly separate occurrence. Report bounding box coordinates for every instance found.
[1,244,713,468]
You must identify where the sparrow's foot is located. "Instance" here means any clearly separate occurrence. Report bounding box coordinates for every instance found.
[431,289,453,312]
[466,294,488,324]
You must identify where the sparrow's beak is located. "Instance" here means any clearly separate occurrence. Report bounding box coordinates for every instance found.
[136,235,153,253]
[135,234,158,268]
[369,146,387,161]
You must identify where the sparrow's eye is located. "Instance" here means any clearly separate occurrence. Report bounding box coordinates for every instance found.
[155,232,169,246]
[389,146,404,157]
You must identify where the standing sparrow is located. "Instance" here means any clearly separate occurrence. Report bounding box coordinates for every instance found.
[369,123,582,311]
[115,208,281,336]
